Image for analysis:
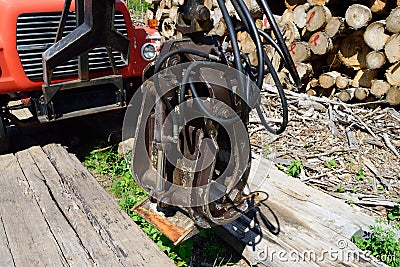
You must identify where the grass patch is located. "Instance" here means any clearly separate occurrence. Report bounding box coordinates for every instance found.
[126,0,151,12]
[83,146,240,266]
[353,220,400,267]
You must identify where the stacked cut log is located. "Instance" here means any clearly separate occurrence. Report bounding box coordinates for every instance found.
[146,0,400,106]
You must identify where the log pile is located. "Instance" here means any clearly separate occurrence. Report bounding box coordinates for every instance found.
[146,0,400,106]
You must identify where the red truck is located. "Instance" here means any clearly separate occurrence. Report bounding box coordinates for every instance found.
[0,0,161,152]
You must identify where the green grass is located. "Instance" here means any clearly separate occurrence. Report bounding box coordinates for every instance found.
[83,146,239,266]
[285,160,303,177]
[353,220,400,267]
[126,0,151,12]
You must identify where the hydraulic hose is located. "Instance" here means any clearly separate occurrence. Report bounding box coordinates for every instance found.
[256,0,302,88]
[223,2,289,134]
[153,48,220,113]
[181,62,242,124]
[216,0,242,74]
[231,0,265,90]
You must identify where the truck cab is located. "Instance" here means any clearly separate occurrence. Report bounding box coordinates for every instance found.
[0,0,161,152]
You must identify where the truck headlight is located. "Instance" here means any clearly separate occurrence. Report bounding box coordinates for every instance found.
[141,43,157,61]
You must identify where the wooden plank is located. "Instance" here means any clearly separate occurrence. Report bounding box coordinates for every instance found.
[15,149,95,267]
[0,215,15,267]
[26,146,126,266]
[42,144,175,267]
[218,155,386,266]
[0,154,67,267]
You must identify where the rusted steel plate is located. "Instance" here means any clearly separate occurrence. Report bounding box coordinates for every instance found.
[132,197,199,245]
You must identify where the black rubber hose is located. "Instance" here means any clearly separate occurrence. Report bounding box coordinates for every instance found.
[216,0,242,74]
[153,48,220,113]
[256,0,301,88]
[256,49,289,135]
[180,62,242,124]
[231,0,264,89]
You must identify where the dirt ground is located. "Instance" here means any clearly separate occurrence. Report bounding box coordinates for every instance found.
[250,87,399,219]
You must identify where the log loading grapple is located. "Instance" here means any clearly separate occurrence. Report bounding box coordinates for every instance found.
[128,0,302,244]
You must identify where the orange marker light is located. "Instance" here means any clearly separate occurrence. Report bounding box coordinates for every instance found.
[148,19,159,28]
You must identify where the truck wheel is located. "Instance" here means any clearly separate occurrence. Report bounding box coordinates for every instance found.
[0,116,9,154]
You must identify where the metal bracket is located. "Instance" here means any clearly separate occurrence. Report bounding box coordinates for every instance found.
[42,0,130,85]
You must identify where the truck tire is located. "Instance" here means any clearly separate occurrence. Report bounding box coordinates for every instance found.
[0,116,9,154]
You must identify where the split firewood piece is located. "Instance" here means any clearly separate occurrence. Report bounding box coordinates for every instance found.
[280,22,301,44]
[306,77,320,90]
[326,44,341,68]
[210,18,226,36]
[370,0,390,14]
[288,41,312,62]
[305,5,332,32]
[384,33,400,63]
[307,0,330,5]
[366,51,387,70]
[319,71,340,89]
[285,0,307,11]
[243,0,264,18]
[306,78,319,95]
[238,31,256,54]
[337,88,355,102]
[295,62,314,81]
[351,69,378,88]
[386,87,400,105]
[308,31,333,55]
[280,9,295,25]
[204,0,213,9]
[345,4,372,30]
[169,6,178,21]
[335,75,350,89]
[363,20,390,51]
[370,79,391,98]
[223,0,263,19]
[386,62,400,86]
[338,30,371,70]
[171,0,184,6]
[293,4,311,29]
[386,7,400,33]
[164,0,172,9]
[309,77,320,88]
[265,72,292,89]
[325,17,346,38]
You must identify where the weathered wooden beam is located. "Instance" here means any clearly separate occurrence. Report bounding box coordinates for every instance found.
[216,155,385,267]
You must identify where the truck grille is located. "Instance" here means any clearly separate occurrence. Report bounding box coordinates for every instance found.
[16,12,128,81]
